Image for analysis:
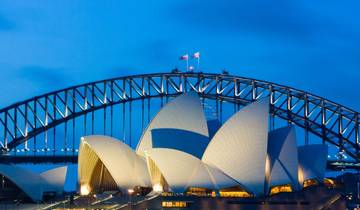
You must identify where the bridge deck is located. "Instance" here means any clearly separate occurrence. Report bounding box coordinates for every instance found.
[0,155,357,171]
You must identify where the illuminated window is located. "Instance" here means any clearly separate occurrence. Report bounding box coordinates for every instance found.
[162,201,188,207]
[323,178,336,188]
[269,184,292,195]
[161,192,175,196]
[219,186,252,198]
[303,179,318,188]
[185,187,214,197]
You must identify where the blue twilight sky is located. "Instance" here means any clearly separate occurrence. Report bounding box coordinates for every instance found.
[0,1,359,111]
[1,0,359,191]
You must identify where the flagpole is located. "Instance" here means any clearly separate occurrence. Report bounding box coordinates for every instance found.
[192,52,200,72]
[179,54,189,71]
[197,57,200,72]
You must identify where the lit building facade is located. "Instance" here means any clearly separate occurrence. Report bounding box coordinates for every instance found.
[78,135,151,195]
[77,92,328,196]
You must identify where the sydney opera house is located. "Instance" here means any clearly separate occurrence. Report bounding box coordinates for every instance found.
[77,92,328,198]
[0,92,329,202]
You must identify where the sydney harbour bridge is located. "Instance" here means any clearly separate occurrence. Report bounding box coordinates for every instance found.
[0,72,358,171]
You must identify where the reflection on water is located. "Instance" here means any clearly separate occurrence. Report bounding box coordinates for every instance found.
[0,185,347,210]
[0,195,346,210]
[131,196,346,210]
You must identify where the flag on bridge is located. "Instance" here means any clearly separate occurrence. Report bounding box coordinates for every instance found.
[179,54,189,60]
[179,54,189,71]
[192,52,200,71]
[192,52,200,59]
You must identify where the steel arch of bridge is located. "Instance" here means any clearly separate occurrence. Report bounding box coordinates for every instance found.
[0,72,359,163]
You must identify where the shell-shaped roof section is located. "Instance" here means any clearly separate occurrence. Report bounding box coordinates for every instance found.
[40,166,68,195]
[78,135,151,191]
[298,144,328,184]
[202,97,270,196]
[0,164,45,202]
[136,92,209,157]
[266,126,299,192]
[146,148,238,193]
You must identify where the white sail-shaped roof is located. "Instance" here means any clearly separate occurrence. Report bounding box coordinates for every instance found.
[136,92,209,157]
[266,126,298,193]
[78,135,151,193]
[146,148,238,193]
[202,97,270,196]
[0,164,66,202]
[0,164,44,202]
[298,144,328,184]
[41,166,68,195]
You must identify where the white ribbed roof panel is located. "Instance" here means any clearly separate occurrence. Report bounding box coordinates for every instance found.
[146,148,238,193]
[136,92,209,157]
[79,135,151,191]
[41,166,68,195]
[202,98,270,196]
[0,164,45,202]
[146,148,207,192]
[202,164,240,190]
[267,126,299,192]
[298,144,328,184]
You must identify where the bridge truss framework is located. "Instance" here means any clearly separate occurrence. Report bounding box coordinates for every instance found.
[0,72,358,170]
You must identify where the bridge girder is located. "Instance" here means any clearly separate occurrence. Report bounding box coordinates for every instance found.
[0,155,356,171]
[0,72,358,166]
